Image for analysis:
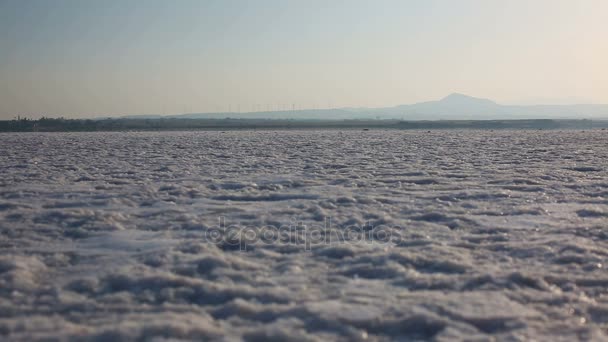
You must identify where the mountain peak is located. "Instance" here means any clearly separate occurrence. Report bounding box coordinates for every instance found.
[439,93,497,106]
[442,93,470,100]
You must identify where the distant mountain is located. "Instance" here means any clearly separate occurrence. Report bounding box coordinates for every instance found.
[376,93,608,120]
[382,93,503,120]
[118,94,608,121]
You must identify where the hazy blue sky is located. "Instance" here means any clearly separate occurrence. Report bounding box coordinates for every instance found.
[1,0,606,118]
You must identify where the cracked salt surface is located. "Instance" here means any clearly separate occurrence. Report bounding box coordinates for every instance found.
[1,130,607,340]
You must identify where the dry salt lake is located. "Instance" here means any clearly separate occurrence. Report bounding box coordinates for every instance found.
[1,130,607,340]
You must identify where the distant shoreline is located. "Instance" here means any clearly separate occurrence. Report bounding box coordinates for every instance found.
[1,118,607,132]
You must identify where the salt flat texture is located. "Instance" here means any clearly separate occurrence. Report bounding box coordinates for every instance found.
[1,130,607,341]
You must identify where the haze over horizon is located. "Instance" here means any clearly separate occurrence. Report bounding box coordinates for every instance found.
[1,0,607,119]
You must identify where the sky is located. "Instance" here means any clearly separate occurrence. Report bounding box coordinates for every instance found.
[0,0,607,119]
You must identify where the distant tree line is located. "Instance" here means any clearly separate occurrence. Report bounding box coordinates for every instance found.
[0,117,101,132]
[0,116,606,132]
